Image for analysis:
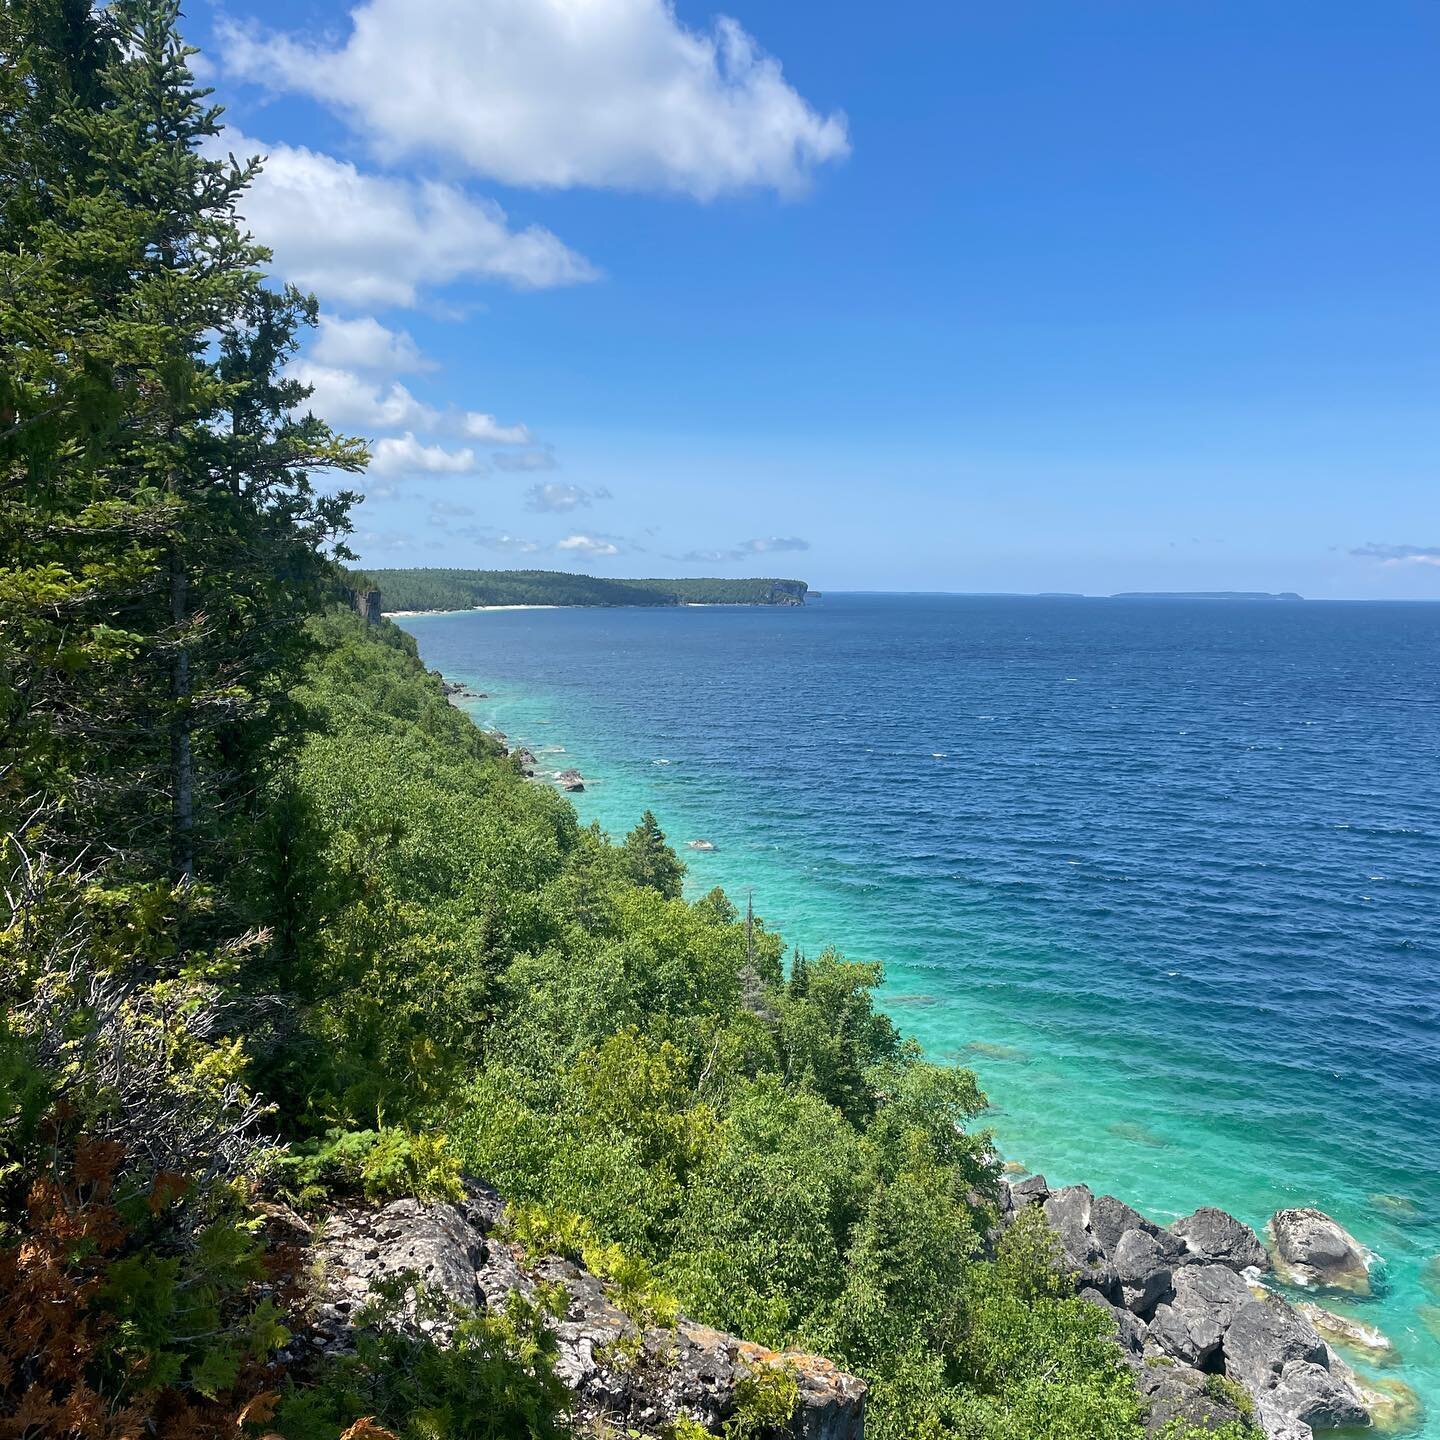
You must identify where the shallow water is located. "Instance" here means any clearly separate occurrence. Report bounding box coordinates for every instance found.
[398,594,1440,1431]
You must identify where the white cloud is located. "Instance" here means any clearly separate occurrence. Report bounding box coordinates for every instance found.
[292,360,535,464]
[494,448,559,473]
[557,533,622,558]
[220,130,597,307]
[369,431,484,476]
[525,482,611,514]
[461,412,532,445]
[1351,542,1440,568]
[292,360,437,432]
[313,314,434,374]
[220,0,849,200]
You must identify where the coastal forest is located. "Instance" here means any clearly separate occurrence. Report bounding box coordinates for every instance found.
[0,5,1255,1440]
[359,569,810,612]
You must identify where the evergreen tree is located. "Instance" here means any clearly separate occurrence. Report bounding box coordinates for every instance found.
[621,809,685,899]
[0,0,364,927]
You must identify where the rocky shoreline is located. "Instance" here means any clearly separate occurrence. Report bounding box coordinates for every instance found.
[995,1175,1418,1440]
[427,664,1423,1438]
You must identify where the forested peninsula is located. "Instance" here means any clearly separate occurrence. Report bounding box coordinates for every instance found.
[358,568,810,612]
[0,7,1385,1440]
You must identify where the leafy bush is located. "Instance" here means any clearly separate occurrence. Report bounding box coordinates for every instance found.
[280,1127,464,1207]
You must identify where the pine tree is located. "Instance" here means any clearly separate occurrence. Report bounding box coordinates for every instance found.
[0,0,365,931]
[621,809,685,899]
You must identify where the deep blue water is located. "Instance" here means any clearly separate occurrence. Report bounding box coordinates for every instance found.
[398,594,1440,1427]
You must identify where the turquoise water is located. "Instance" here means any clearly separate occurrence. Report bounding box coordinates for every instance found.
[398,594,1440,1430]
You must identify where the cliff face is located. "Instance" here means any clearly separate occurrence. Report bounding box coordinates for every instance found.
[346,586,383,624]
[300,1178,866,1439]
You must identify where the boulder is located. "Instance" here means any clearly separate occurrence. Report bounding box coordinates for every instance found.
[1172,1206,1269,1273]
[1043,1184,1095,1259]
[1223,1294,1328,1392]
[1135,1363,1256,1438]
[1269,1208,1371,1294]
[1253,1396,1316,1440]
[1149,1264,1254,1366]
[1221,1291,1372,1433]
[1008,1172,1049,1209]
[309,1180,866,1439]
[1078,1286,1146,1357]
[1114,1229,1173,1316]
[1090,1194,1158,1256]
[1267,1362,1369,1430]
[555,768,586,793]
[1043,1185,1121,1297]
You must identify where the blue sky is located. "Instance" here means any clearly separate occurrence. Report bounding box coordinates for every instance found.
[195,0,1440,597]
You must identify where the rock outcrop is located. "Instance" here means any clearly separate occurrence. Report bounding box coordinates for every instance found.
[1173,1206,1271,1273]
[1268,1209,1371,1294]
[305,1180,865,1439]
[997,1177,1380,1440]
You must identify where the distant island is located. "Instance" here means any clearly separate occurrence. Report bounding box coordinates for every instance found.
[1110,591,1304,601]
[356,568,809,612]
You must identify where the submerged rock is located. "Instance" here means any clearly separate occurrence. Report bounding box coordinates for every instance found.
[1269,1208,1372,1294]
[686,839,717,852]
[1293,1300,1396,1364]
[1369,1192,1421,1223]
[1171,1206,1270,1273]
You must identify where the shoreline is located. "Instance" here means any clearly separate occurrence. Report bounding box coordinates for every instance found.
[400,604,1434,1440]
[444,677,1422,1440]
[387,600,804,617]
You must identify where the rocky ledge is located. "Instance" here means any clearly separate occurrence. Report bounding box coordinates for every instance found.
[301,1179,865,1439]
[998,1178,1415,1440]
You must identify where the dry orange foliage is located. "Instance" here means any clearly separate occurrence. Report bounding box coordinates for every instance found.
[0,1138,290,1440]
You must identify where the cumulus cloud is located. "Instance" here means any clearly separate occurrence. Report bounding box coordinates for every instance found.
[218,130,597,307]
[369,432,484,476]
[293,361,437,432]
[292,359,534,461]
[668,536,810,563]
[1350,542,1440,567]
[461,413,532,445]
[525,483,611,514]
[557,533,622,559]
[494,448,559,473]
[220,0,849,200]
[312,314,434,374]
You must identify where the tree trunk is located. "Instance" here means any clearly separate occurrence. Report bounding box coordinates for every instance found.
[169,537,194,884]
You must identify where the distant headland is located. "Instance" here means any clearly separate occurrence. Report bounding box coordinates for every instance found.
[355,567,809,613]
[1111,591,1304,601]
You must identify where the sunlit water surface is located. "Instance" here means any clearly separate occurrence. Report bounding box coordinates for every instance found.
[398,594,1440,1431]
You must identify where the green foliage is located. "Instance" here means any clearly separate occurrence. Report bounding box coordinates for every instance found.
[621,809,686,899]
[355,568,808,612]
[275,1282,571,1440]
[506,1202,679,1327]
[281,1127,464,1207]
[0,7,1196,1435]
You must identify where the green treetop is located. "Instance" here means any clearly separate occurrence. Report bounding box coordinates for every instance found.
[622,809,686,900]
